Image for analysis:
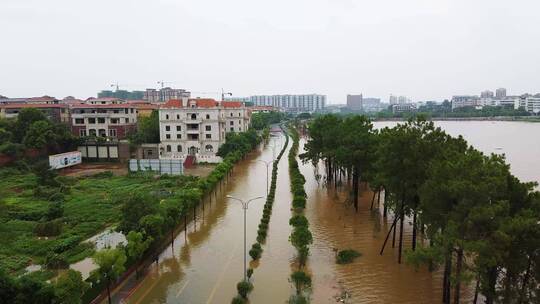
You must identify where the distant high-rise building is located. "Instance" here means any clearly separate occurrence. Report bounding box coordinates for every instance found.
[346,94,363,111]
[389,95,398,105]
[144,87,191,103]
[362,98,382,112]
[226,94,326,113]
[496,88,507,99]
[398,96,409,104]
[481,90,494,98]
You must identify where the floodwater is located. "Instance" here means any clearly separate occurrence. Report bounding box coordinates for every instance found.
[106,121,538,304]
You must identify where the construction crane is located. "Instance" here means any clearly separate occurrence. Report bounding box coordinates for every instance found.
[191,89,232,101]
[157,81,175,89]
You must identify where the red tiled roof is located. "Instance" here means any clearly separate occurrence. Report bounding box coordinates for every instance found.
[194,99,219,108]
[126,100,148,104]
[28,96,58,102]
[0,103,67,109]
[222,101,243,108]
[85,97,125,102]
[135,103,159,110]
[161,99,183,108]
[70,104,135,109]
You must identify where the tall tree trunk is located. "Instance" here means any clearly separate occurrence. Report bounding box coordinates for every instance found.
[377,188,381,209]
[485,266,497,304]
[443,251,452,304]
[370,190,376,211]
[454,248,464,304]
[380,214,400,255]
[518,257,532,304]
[352,167,359,212]
[412,211,417,251]
[107,278,112,304]
[473,278,479,304]
[398,198,405,264]
[392,215,397,248]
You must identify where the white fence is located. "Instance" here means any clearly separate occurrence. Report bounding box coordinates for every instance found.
[129,159,183,175]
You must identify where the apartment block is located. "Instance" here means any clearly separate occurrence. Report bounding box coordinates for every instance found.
[158,98,251,163]
[70,99,137,139]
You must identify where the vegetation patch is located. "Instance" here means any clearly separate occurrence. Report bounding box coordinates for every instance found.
[336,249,362,264]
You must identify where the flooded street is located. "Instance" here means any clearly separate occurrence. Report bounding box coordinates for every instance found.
[121,135,288,304]
[112,121,539,304]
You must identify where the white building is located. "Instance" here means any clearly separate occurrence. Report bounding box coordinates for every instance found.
[158,98,251,163]
[226,94,325,113]
[496,88,507,99]
[521,97,540,114]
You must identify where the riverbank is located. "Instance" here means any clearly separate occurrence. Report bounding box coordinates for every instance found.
[373,116,540,122]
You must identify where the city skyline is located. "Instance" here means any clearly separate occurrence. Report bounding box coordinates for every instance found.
[1,0,540,104]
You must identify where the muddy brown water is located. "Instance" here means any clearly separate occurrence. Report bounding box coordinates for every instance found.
[109,122,539,304]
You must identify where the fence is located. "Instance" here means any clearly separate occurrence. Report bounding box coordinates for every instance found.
[129,159,183,175]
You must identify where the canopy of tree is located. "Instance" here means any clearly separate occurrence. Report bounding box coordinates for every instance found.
[302,114,540,304]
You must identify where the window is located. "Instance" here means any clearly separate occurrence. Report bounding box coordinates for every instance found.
[206,114,210,119]
[89,129,97,136]
[166,114,169,120]
[166,145,171,152]
[111,118,119,124]
[79,129,87,137]
[238,120,241,124]
[238,127,241,131]
[98,118,105,124]
[176,126,181,131]
[88,117,96,124]
[191,114,197,120]
[230,127,234,132]
[177,145,182,152]
[113,110,119,114]
[125,109,128,114]
[230,121,234,125]
[98,129,106,137]
[75,118,84,124]
[205,125,211,131]
[206,134,211,139]
[166,126,170,131]
[176,134,182,139]
[125,118,129,123]
[230,113,233,117]
[166,134,171,139]
[109,129,117,137]
[205,144,213,152]
[176,114,180,119]
[238,112,241,117]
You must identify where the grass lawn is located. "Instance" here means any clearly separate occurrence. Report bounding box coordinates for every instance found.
[0,167,198,276]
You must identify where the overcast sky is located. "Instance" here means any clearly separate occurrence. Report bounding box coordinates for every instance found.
[1,0,539,104]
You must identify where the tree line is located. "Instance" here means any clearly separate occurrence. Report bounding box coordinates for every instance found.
[300,114,540,304]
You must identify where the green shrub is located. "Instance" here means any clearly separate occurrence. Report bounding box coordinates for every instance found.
[247,268,253,279]
[231,296,246,304]
[336,249,361,264]
[236,280,253,299]
[34,220,62,237]
[289,215,308,227]
[288,294,309,304]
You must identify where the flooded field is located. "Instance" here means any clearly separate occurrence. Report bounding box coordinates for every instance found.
[106,121,538,304]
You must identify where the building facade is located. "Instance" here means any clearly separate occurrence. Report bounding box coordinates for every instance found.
[70,99,137,139]
[227,94,325,113]
[158,98,251,163]
[496,88,507,99]
[144,87,191,103]
[346,94,363,111]
[0,103,69,123]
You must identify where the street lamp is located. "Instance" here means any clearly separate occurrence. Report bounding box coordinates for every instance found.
[226,195,264,282]
[256,160,274,196]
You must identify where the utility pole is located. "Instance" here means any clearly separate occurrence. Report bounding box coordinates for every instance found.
[256,160,274,196]
[226,195,263,282]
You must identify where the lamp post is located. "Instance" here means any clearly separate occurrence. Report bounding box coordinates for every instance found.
[256,160,274,196]
[226,195,263,282]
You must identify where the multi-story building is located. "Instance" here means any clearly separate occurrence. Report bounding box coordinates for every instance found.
[451,95,480,110]
[227,94,325,113]
[144,87,191,103]
[392,103,417,114]
[362,98,382,112]
[158,98,251,163]
[0,103,69,123]
[520,97,540,114]
[70,99,137,139]
[0,95,59,105]
[481,90,495,98]
[389,95,398,105]
[496,88,507,99]
[346,94,363,111]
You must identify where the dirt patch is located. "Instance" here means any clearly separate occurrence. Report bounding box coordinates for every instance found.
[59,163,128,177]
[184,164,216,178]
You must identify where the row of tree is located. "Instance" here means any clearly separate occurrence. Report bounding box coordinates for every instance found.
[301,114,540,304]
[0,108,79,157]
[232,129,290,304]
[88,128,263,304]
[288,125,313,304]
